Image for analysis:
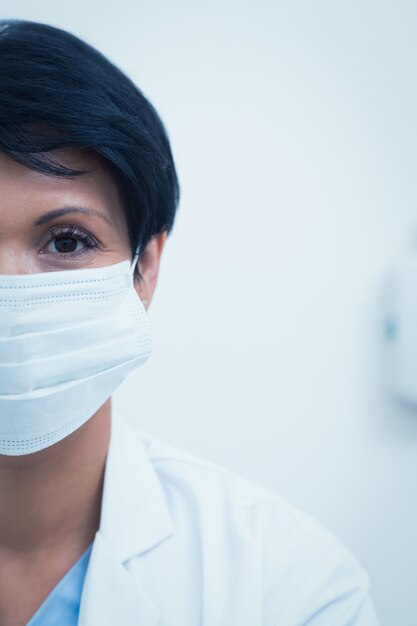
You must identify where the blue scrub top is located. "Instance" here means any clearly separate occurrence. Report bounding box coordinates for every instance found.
[26,542,93,626]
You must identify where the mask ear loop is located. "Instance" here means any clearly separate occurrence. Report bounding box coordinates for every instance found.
[130,245,141,276]
[130,245,148,308]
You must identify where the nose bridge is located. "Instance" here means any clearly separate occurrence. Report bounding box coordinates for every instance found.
[0,246,35,275]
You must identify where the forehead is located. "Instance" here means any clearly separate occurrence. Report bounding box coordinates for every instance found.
[0,149,125,222]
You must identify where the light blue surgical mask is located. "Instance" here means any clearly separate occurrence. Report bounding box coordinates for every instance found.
[0,249,150,456]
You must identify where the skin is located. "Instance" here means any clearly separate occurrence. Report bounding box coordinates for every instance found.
[0,148,167,626]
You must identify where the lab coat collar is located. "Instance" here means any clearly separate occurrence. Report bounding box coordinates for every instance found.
[98,409,174,562]
[78,410,175,626]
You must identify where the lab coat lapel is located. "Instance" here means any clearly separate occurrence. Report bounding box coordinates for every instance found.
[78,531,161,626]
[78,410,175,626]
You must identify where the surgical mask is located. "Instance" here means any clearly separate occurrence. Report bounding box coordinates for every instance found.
[0,250,150,456]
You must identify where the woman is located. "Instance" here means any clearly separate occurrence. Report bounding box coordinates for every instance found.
[0,19,378,626]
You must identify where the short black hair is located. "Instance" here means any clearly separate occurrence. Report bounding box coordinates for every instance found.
[0,19,179,277]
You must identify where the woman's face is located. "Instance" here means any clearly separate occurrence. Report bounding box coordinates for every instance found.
[0,148,166,308]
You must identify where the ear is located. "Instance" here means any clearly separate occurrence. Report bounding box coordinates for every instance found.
[133,231,167,310]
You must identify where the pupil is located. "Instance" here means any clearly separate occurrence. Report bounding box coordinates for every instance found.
[55,237,77,253]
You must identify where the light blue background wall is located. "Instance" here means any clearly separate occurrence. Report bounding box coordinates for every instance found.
[2,2,415,623]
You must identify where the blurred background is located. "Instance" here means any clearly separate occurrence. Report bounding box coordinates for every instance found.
[2,1,416,623]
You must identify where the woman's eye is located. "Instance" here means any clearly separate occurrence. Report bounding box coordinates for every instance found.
[41,226,98,257]
[47,236,85,254]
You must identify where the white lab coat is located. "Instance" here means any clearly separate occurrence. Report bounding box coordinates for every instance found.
[77,412,379,625]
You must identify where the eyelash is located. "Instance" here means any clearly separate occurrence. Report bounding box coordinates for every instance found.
[41,225,99,257]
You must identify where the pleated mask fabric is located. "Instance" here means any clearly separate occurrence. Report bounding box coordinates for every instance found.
[0,254,150,455]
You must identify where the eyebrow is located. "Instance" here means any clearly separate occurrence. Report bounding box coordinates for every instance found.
[33,206,112,227]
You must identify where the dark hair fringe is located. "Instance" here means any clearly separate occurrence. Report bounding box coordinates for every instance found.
[0,20,180,275]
